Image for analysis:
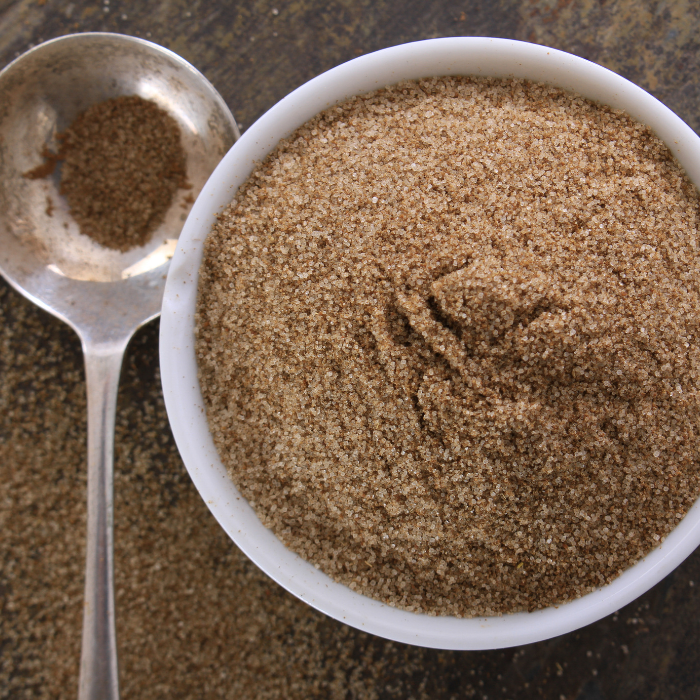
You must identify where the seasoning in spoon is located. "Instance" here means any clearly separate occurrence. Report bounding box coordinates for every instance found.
[24,95,188,251]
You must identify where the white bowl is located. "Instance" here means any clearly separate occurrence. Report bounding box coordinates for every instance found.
[159,37,700,650]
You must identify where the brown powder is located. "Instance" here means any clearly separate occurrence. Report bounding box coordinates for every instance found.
[195,76,700,617]
[25,95,188,251]
[23,145,62,180]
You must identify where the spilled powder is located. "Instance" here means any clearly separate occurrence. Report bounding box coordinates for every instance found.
[196,77,700,617]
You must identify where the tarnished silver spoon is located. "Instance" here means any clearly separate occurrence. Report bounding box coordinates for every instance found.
[0,33,238,700]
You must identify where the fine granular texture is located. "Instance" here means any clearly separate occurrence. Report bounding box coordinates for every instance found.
[196,77,700,617]
[22,146,61,180]
[58,95,187,251]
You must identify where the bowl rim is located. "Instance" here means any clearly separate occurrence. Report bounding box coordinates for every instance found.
[160,36,700,650]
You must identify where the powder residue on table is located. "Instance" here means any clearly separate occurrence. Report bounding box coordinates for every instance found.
[196,77,700,617]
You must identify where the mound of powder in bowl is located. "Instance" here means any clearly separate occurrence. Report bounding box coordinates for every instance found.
[195,76,700,617]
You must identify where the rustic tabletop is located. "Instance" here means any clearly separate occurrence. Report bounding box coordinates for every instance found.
[2,1,700,699]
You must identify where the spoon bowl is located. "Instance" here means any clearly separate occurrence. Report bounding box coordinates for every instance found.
[0,31,238,310]
[0,32,238,699]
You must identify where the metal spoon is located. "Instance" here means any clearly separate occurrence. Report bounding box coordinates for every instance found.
[0,33,238,700]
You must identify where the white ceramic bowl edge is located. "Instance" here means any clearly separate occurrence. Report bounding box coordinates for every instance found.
[160,37,700,650]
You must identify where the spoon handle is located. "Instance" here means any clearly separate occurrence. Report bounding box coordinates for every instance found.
[78,341,129,700]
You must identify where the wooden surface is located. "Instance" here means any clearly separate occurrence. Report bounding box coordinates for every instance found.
[2,1,700,698]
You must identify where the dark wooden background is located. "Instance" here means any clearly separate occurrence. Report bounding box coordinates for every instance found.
[2,1,700,698]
